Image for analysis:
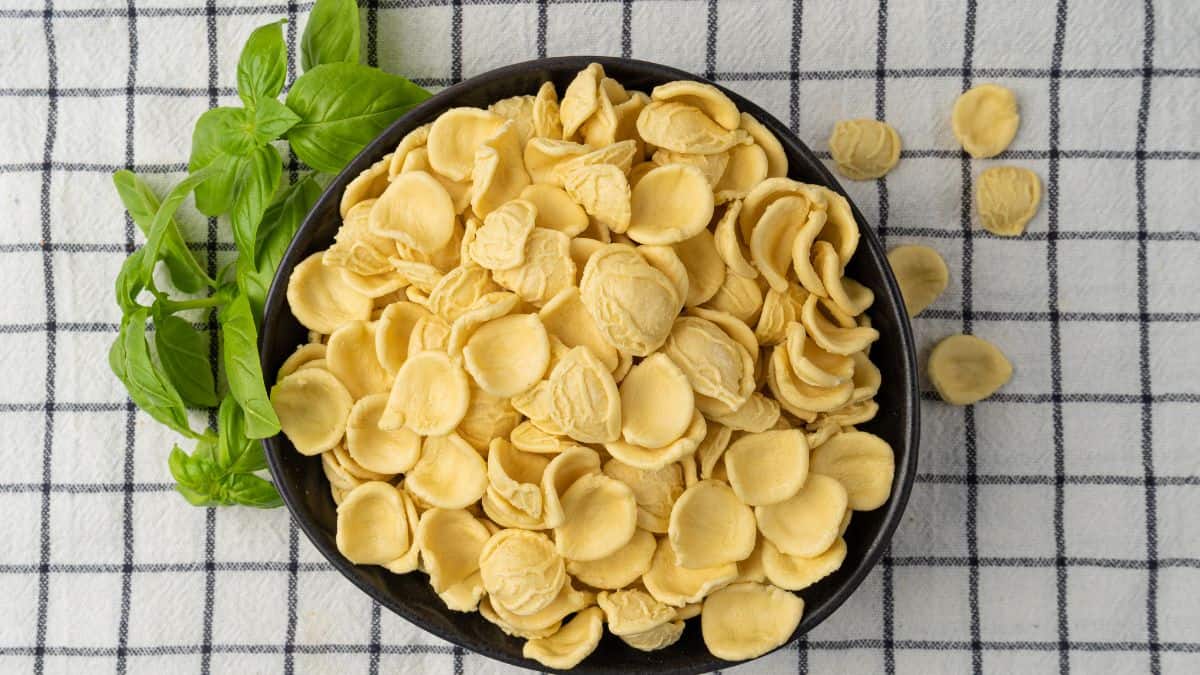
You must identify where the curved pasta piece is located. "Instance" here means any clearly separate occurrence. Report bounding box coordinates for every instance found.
[952,83,1020,159]
[566,527,656,590]
[380,350,469,434]
[580,244,681,356]
[849,351,881,403]
[724,429,809,506]
[478,528,566,616]
[686,306,759,361]
[828,119,902,180]
[532,81,563,140]
[928,333,1013,405]
[734,535,767,583]
[602,459,687,534]
[768,344,854,413]
[809,430,894,511]
[445,291,520,358]
[524,138,591,185]
[621,619,686,652]
[537,287,619,372]
[322,450,364,493]
[489,582,595,635]
[387,123,431,179]
[652,149,729,187]
[784,321,854,388]
[762,537,847,592]
[739,177,826,243]
[755,473,848,557]
[800,294,879,356]
[481,486,547,531]
[701,582,804,661]
[286,253,373,334]
[560,63,604,139]
[330,443,393,482]
[346,394,422,474]
[814,186,860,268]
[326,200,395,276]
[605,409,706,472]
[336,481,411,564]
[405,433,488,510]
[522,606,604,670]
[456,382,521,454]
[561,163,632,234]
[277,343,326,381]
[694,421,733,481]
[492,228,577,306]
[540,445,601,528]
[755,288,797,346]
[636,101,750,154]
[662,316,755,410]
[471,121,532,218]
[668,480,757,568]
[427,107,508,181]
[272,368,354,456]
[597,588,676,636]
[339,154,392,218]
[487,437,549,519]
[462,313,550,398]
[619,352,695,448]
[651,80,740,130]
[977,166,1041,236]
[822,398,879,428]
[739,112,788,178]
[380,488,422,574]
[642,536,737,607]
[713,200,757,279]
[510,381,565,436]
[813,241,873,316]
[627,163,715,245]
[637,244,690,304]
[326,320,391,400]
[479,596,561,639]
[886,244,949,317]
[703,268,764,326]
[405,314,451,357]
[519,183,589,237]
[468,199,536,271]
[338,268,409,299]
[554,473,638,561]
[669,229,726,307]
[715,142,769,203]
[415,507,492,592]
[370,171,457,253]
[543,345,621,443]
[510,420,570,454]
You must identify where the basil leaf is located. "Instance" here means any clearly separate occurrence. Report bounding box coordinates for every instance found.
[139,166,219,283]
[219,472,283,509]
[192,437,218,463]
[218,293,280,439]
[250,97,301,144]
[112,170,211,293]
[238,173,323,321]
[169,444,222,507]
[286,63,430,173]
[237,20,288,108]
[114,309,202,439]
[114,247,147,315]
[230,144,282,259]
[190,109,252,215]
[301,0,361,72]
[154,312,218,409]
[215,394,268,474]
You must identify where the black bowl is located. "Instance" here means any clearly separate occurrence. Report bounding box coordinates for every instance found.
[262,56,919,673]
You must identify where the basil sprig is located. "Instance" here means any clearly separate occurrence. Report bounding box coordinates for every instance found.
[110,0,430,508]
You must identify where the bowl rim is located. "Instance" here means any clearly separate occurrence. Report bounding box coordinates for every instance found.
[262,55,920,673]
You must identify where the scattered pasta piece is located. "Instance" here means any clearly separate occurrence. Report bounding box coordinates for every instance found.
[271,368,353,455]
[977,166,1041,236]
[927,334,1013,405]
[701,582,804,661]
[522,606,604,669]
[828,119,901,180]
[952,83,1020,159]
[886,245,949,317]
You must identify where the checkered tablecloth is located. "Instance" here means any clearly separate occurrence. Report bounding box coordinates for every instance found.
[1,0,1198,673]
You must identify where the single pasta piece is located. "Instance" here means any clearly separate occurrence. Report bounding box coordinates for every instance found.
[927,333,1013,405]
[976,166,1041,236]
[828,119,901,180]
[886,245,949,317]
[952,83,1020,159]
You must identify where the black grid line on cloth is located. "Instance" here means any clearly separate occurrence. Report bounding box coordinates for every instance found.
[703,0,716,80]
[32,1,59,672]
[282,3,301,672]
[1045,1,1071,673]
[619,0,630,58]
[788,3,806,671]
[537,0,547,59]
[1135,2,1161,673]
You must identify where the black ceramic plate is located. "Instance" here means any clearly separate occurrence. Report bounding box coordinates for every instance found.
[261,56,919,674]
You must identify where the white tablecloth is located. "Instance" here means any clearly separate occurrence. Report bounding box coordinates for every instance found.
[1,0,1198,673]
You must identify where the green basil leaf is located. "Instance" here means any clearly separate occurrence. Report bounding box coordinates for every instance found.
[286,63,430,173]
[115,309,202,439]
[139,166,219,284]
[218,293,280,439]
[114,247,147,315]
[237,19,288,107]
[250,97,301,144]
[112,171,211,293]
[169,444,222,507]
[190,110,252,216]
[215,394,268,474]
[153,312,218,408]
[219,472,283,508]
[192,437,218,463]
[301,0,361,72]
[238,173,323,321]
[230,144,283,259]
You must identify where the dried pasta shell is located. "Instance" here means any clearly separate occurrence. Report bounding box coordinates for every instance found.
[511,381,565,436]
[427,265,500,323]
[686,306,758,361]
[558,140,639,180]
[519,183,589,237]
[542,344,620,444]
[927,333,1013,405]
[468,199,537,271]
[386,123,431,178]
[277,343,326,381]
[427,107,508,181]
[821,398,879,428]
[976,166,1041,236]
[810,430,894,511]
[724,429,809,506]
[849,351,881,403]
[621,620,685,652]
[734,536,767,583]
[479,596,560,639]
[784,321,854,388]
[828,119,901,181]
[643,536,737,607]
[703,270,764,325]
[445,291,520,358]
[560,63,604,139]
[335,481,411,564]
[489,582,595,635]
[380,350,470,435]
[524,138,591,185]
[747,195,809,293]
[340,154,392,217]
[670,229,726,306]
[768,344,854,414]
[618,353,695,448]
[739,112,788,178]
[652,80,739,130]
[416,507,492,592]
[562,163,632,234]
[714,143,768,203]
[338,268,409,299]
[699,392,781,433]
[532,80,564,141]
[627,163,715,245]
[695,421,733,480]
[537,287,619,372]
[456,381,521,454]
[380,488,422,574]
[701,582,804,661]
[554,472,638,561]
[510,420,571,455]
[406,433,488,510]
[815,186,860,268]
[668,480,756,568]
[471,121,532,218]
[389,258,443,294]
[463,313,550,398]
[800,294,879,356]
[346,394,422,474]
[479,528,566,616]
[540,445,601,528]
[762,537,847,592]
[662,316,755,410]
[636,101,750,155]
[579,244,681,356]
[637,245,691,303]
[602,458,687,534]
[322,450,364,492]
[272,368,353,456]
[651,149,730,187]
[755,473,847,557]
[886,244,949,317]
[605,409,706,472]
[406,314,451,357]
[814,242,873,316]
[597,588,676,636]
[566,528,656,590]
[755,288,797,346]
[370,171,457,254]
[489,94,536,147]
[326,320,391,400]
[487,437,549,518]
[325,200,395,276]
[522,606,603,670]
[952,83,1020,159]
[492,227,577,306]
[287,253,373,334]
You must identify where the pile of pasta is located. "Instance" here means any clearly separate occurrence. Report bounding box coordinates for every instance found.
[271,63,896,669]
